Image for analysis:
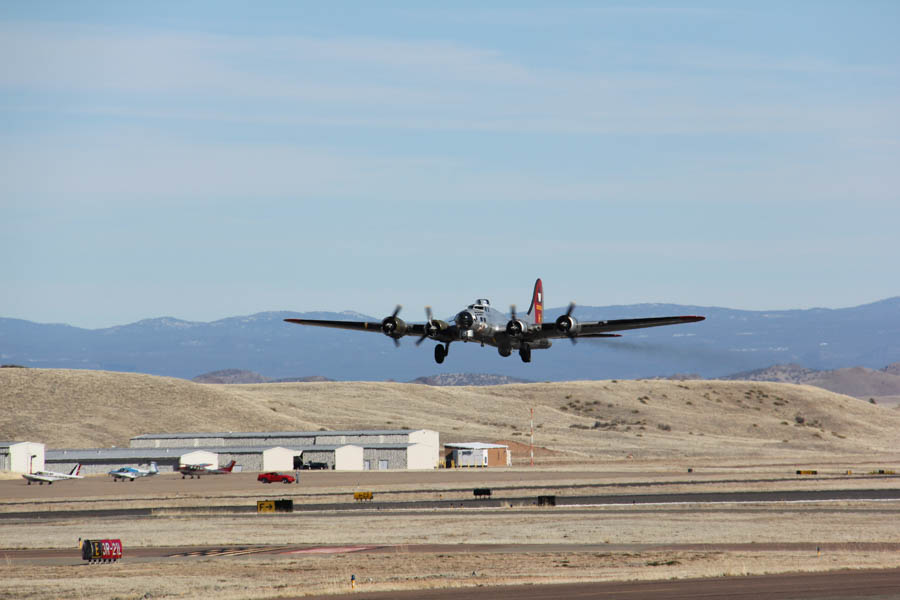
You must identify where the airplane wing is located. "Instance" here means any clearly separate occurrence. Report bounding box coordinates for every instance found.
[536,316,705,340]
[22,473,55,483]
[284,319,429,337]
[284,318,383,332]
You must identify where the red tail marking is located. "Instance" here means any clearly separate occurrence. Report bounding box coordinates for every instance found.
[528,278,543,325]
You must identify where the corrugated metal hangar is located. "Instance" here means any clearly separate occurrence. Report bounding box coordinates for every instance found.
[4,430,447,475]
[130,429,440,471]
[45,448,217,476]
[214,445,365,471]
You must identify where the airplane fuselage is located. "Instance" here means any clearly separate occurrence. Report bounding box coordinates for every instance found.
[452,299,550,356]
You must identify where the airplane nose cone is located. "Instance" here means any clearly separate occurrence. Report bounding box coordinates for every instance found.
[456,311,474,329]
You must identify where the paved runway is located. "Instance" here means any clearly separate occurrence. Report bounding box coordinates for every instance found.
[3,486,900,520]
[3,469,897,502]
[298,568,900,600]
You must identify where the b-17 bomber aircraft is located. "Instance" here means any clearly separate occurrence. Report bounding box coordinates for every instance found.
[285,279,704,364]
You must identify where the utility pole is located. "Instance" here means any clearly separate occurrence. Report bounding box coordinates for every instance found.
[530,407,534,467]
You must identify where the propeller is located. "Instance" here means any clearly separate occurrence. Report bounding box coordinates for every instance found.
[416,306,436,346]
[506,305,524,337]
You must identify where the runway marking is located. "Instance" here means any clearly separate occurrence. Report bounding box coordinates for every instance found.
[282,545,379,555]
[168,546,291,558]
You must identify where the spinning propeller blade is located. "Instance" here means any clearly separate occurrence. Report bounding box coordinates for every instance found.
[416,306,435,346]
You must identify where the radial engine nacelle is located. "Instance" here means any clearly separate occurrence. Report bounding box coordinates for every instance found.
[555,302,581,336]
[455,311,474,330]
[381,306,407,339]
[506,319,527,337]
[425,319,450,337]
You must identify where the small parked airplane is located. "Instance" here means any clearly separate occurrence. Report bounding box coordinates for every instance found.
[22,464,83,485]
[285,278,705,364]
[177,460,237,479]
[108,462,159,482]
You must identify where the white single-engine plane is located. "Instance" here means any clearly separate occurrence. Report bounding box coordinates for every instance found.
[23,464,83,485]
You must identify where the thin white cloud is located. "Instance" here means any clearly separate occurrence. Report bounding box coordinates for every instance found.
[3,20,897,141]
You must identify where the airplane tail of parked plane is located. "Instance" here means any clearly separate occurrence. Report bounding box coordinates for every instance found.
[527,278,543,325]
[70,464,82,477]
[222,460,236,472]
[149,462,158,474]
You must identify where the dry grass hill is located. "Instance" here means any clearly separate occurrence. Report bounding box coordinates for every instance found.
[3,368,900,463]
[721,362,900,407]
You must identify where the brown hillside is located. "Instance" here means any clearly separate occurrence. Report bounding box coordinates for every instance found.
[3,369,900,463]
[0,369,322,448]
[808,367,900,398]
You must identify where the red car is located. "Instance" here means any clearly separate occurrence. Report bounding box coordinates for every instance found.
[257,472,295,484]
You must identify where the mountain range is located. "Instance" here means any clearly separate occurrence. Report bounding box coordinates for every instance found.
[2,297,898,383]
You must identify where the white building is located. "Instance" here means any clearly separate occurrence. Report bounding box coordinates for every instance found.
[444,443,511,468]
[213,445,364,471]
[0,441,45,473]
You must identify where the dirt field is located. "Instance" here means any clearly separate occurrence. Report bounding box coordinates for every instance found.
[2,370,900,598]
[2,465,900,599]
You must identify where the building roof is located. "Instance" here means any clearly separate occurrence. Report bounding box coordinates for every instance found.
[131,429,422,440]
[46,448,218,461]
[215,444,361,454]
[46,444,370,461]
[360,443,417,449]
[444,442,509,449]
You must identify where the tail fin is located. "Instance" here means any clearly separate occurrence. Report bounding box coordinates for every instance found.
[222,460,236,472]
[149,462,158,473]
[526,278,543,325]
[70,464,82,477]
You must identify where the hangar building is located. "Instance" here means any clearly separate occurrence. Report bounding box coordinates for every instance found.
[0,441,45,473]
[214,445,364,471]
[130,429,440,470]
[45,448,218,476]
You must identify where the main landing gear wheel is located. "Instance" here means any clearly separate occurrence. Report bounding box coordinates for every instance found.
[519,346,532,363]
[434,344,447,364]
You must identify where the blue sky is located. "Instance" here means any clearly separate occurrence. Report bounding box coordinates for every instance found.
[3,2,898,328]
